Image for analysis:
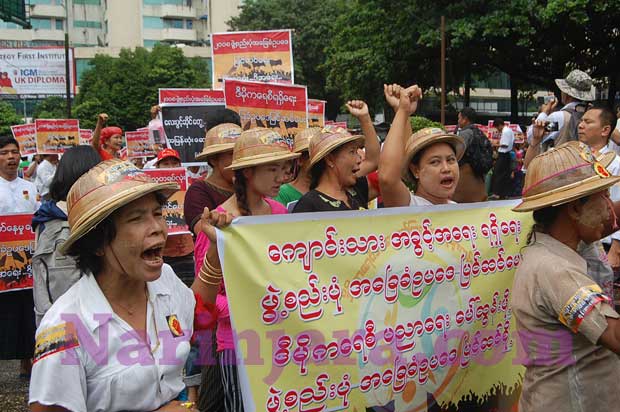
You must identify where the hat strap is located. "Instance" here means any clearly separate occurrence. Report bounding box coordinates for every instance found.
[522,163,592,197]
[521,175,600,202]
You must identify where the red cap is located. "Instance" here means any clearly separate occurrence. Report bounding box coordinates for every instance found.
[156,148,181,164]
[100,126,123,143]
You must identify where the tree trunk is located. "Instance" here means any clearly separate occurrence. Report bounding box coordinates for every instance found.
[608,72,618,108]
[509,74,518,124]
[464,64,471,107]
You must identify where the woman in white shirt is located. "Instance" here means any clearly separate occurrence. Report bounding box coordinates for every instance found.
[379,85,465,207]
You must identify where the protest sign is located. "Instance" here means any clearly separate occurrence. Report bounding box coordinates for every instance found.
[0,47,76,96]
[159,88,225,106]
[78,129,93,146]
[444,125,457,133]
[325,120,348,129]
[308,99,326,128]
[142,168,189,235]
[0,214,35,293]
[224,79,307,144]
[35,119,79,154]
[126,130,156,159]
[216,200,529,411]
[11,123,36,155]
[211,30,294,89]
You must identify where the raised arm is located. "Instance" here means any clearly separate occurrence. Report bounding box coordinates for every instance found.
[378,85,422,207]
[91,113,108,151]
[523,120,546,169]
[346,100,379,177]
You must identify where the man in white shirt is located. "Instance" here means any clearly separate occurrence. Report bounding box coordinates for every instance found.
[0,136,40,214]
[578,104,620,270]
[33,154,58,200]
[490,118,514,199]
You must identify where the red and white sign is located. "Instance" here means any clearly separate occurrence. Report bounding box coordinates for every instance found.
[126,130,156,159]
[325,120,348,129]
[444,125,457,133]
[78,129,93,146]
[0,213,35,293]
[10,123,36,155]
[159,88,225,105]
[35,119,79,154]
[307,99,326,128]
[142,168,189,235]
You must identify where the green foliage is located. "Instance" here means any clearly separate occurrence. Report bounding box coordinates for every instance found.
[33,96,67,119]
[410,116,444,133]
[0,101,23,135]
[75,44,210,131]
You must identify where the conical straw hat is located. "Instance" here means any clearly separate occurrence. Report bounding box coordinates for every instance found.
[60,159,179,254]
[226,127,300,170]
[308,126,363,167]
[402,127,465,182]
[513,141,620,212]
[195,123,242,161]
[293,127,321,153]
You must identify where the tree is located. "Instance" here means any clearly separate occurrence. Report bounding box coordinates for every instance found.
[74,44,210,131]
[33,96,66,119]
[0,101,24,135]
[229,0,347,119]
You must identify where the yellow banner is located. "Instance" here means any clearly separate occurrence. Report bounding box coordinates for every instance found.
[217,200,531,411]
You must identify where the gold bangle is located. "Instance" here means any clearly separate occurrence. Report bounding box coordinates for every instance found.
[203,255,222,274]
[199,265,222,280]
[198,272,221,286]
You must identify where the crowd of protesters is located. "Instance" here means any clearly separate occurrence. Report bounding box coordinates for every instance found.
[2,69,620,412]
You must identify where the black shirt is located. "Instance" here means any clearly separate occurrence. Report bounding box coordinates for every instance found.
[292,177,369,213]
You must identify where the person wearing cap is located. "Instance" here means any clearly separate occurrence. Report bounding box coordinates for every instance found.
[156,148,182,168]
[28,159,221,412]
[184,122,241,238]
[192,127,299,412]
[91,113,123,162]
[524,69,596,168]
[379,85,464,207]
[511,141,620,412]
[274,127,320,210]
[292,100,380,213]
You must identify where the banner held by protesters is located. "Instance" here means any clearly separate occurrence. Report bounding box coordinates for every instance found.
[0,213,35,293]
[11,124,36,156]
[308,99,326,128]
[35,119,79,155]
[143,168,189,235]
[217,200,530,411]
[126,130,156,159]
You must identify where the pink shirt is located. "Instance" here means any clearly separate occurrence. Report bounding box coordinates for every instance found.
[194,198,288,351]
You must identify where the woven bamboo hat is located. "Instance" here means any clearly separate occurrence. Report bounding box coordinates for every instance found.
[226,127,300,171]
[513,141,620,212]
[293,127,321,153]
[309,125,364,166]
[403,127,465,182]
[59,159,179,254]
[195,123,242,161]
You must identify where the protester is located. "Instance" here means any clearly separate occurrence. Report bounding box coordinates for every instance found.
[186,115,242,412]
[511,141,620,412]
[32,146,102,327]
[292,100,380,212]
[28,159,223,412]
[0,135,40,378]
[379,86,464,206]
[193,127,299,412]
[490,118,515,199]
[456,107,479,147]
[274,127,320,210]
[33,154,58,200]
[92,113,123,161]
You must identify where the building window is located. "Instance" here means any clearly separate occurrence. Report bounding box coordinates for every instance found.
[143,40,160,48]
[186,19,193,29]
[55,19,64,30]
[0,22,20,29]
[143,16,164,29]
[74,0,101,4]
[163,18,184,29]
[29,0,53,4]
[75,59,92,84]
[31,18,53,30]
[74,20,103,29]
[143,0,185,4]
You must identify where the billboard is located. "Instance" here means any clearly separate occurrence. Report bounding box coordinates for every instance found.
[0,47,76,96]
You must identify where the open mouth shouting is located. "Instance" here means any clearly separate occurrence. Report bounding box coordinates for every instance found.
[141,243,165,268]
[440,176,455,189]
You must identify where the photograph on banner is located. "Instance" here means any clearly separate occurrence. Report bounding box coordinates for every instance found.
[216,200,530,411]
[0,214,35,293]
[11,123,36,155]
[142,168,189,235]
[0,47,76,96]
[161,104,224,165]
[126,130,156,159]
[159,88,225,106]
[211,30,294,89]
[35,119,79,154]
[307,99,326,127]
[224,79,307,145]
[78,129,93,146]
[326,120,348,129]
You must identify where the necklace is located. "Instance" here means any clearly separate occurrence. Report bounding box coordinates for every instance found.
[109,286,147,316]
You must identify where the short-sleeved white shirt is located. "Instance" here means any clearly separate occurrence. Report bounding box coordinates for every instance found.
[34,159,56,198]
[0,175,39,214]
[409,193,456,206]
[29,264,195,412]
[498,127,515,153]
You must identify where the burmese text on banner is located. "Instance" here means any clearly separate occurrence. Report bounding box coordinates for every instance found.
[308,99,326,128]
[216,200,530,411]
[126,130,156,159]
[0,214,35,293]
[11,123,36,155]
[143,168,189,235]
[35,119,79,154]
[211,30,294,89]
